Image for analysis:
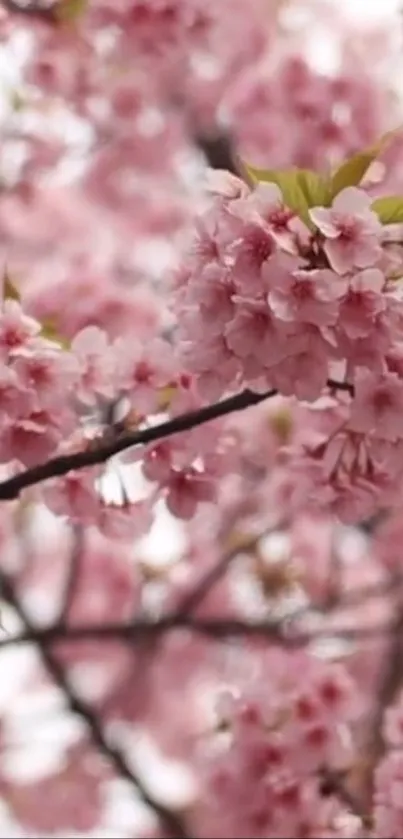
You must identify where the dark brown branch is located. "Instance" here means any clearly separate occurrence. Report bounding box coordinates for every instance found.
[195,134,237,174]
[320,770,370,826]
[0,571,191,839]
[0,614,396,648]
[0,380,353,502]
[0,0,57,22]
[0,388,276,500]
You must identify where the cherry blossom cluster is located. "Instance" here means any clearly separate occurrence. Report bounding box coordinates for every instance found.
[222,52,392,171]
[176,176,397,400]
[173,172,403,520]
[0,0,396,325]
[0,295,195,525]
[193,653,361,838]
[0,284,246,530]
[2,473,399,837]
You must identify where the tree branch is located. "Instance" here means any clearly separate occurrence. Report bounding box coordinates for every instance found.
[175,533,262,616]
[0,0,57,23]
[195,133,237,174]
[0,380,353,502]
[320,769,370,827]
[0,570,191,839]
[0,388,277,500]
[0,614,396,648]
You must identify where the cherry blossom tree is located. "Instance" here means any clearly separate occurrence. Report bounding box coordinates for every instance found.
[1,0,403,837]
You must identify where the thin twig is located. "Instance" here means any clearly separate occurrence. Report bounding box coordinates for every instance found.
[0,0,57,22]
[59,525,84,625]
[322,531,343,610]
[176,533,262,616]
[0,570,191,839]
[327,378,354,395]
[195,134,237,174]
[320,770,370,827]
[360,604,403,803]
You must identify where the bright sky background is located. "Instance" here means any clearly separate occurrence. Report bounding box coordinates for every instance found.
[343,0,401,17]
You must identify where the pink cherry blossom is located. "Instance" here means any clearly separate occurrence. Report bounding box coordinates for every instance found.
[267,326,334,401]
[0,408,71,467]
[71,326,116,406]
[0,744,107,834]
[338,268,386,339]
[268,268,347,326]
[349,371,403,441]
[225,297,287,363]
[374,752,403,839]
[310,187,383,274]
[0,301,41,359]
[42,469,102,525]
[12,347,79,410]
[164,466,216,519]
[115,336,176,415]
[229,220,277,283]
[0,366,30,419]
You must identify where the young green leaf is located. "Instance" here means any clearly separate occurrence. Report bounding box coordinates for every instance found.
[330,128,401,200]
[330,148,380,199]
[296,169,331,209]
[371,196,403,225]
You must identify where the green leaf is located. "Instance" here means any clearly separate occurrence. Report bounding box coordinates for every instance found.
[40,318,70,350]
[244,165,330,227]
[371,196,403,225]
[3,270,20,303]
[330,149,377,199]
[54,0,87,23]
[330,129,400,200]
[244,163,269,184]
[296,169,331,209]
